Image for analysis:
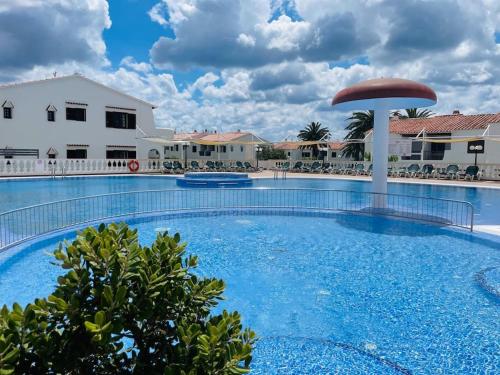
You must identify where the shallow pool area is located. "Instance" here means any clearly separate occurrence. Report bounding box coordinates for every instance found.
[1,211,499,374]
[0,175,499,227]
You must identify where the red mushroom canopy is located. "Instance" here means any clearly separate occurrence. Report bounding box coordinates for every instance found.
[332,78,437,111]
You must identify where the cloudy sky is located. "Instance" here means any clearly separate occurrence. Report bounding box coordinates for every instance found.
[1,0,499,140]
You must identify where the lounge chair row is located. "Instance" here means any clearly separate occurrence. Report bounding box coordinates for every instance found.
[162,160,257,174]
[279,162,481,181]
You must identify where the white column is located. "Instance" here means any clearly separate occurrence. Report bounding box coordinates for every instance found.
[372,101,389,208]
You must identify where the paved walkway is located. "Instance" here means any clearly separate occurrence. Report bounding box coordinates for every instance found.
[250,170,500,189]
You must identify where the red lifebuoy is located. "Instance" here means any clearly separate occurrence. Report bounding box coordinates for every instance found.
[128,159,139,173]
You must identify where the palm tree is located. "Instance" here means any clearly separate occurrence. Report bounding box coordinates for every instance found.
[297,122,330,158]
[393,108,433,119]
[342,111,373,161]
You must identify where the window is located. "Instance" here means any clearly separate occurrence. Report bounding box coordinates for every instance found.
[67,149,87,159]
[105,111,136,129]
[302,151,311,158]
[3,107,12,119]
[66,107,86,122]
[240,146,244,152]
[331,152,337,158]
[174,145,179,152]
[192,145,197,153]
[411,141,422,153]
[106,149,137,159]
[219,145,227,153]
[48,154,56,159]
[230,146,234,152]
[47,110,55,122]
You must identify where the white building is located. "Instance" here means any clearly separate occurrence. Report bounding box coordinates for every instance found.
[364,111,500,164]
[164,131,265,161]
[0,74,173,160]
[273,141,348,160]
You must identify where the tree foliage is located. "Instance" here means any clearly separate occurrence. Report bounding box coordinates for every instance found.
[257,146,286,160]
[0,223,255,374]
[342,111,373,161]
[393,108,434,119]
[297,122,330,158]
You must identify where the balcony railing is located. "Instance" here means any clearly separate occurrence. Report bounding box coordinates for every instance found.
[0,188,474,251]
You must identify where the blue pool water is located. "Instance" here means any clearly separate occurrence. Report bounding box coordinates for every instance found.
[0,176,499,226]
[1,212,499,374]
[176,172,253,187]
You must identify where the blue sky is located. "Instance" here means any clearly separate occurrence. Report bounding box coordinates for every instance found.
[1,1,500,140]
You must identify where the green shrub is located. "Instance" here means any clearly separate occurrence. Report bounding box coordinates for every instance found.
[257,147,286,160]
[0,223,256,374]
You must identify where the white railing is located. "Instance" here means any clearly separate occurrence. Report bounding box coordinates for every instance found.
[262,160,500,180]
[1,158,500,180]
[0,159,162,176]
[0,159,263,177]
[0,188,474,250]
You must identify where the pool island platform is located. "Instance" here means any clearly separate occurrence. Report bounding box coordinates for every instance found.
[176,172,253,188]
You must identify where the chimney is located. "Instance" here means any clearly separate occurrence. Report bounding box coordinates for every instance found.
[452,110,461,115]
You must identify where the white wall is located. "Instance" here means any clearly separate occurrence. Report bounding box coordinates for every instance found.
[365,125,500,164]
[0,75,173,160]
[164,133,257,161]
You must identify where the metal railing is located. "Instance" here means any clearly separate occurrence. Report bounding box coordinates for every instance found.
[0,189,474,250]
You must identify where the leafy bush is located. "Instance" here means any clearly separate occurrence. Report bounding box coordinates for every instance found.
[0,223,256,374]
[257,146,286,160]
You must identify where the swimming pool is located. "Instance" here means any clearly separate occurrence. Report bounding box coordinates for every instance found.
[0,176,499,373]
[0,175,499,227]
[1,211,498,374]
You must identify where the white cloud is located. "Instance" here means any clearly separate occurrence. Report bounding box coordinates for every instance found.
[149,0,198,28]
[120,56,152,74]
[4,0,500,142]
[0,0,110,74]
[256,15,310,52]
[237,33,256,47]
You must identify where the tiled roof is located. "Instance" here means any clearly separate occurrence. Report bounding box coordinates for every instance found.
[273,142,299,150]
[390,113,500,135]
[328,141,346,151]
[173,132,206,141]
[199,132,250,142]
[274,141,345,150]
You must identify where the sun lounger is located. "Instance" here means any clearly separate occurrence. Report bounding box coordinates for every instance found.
[190,160,201,171]
[172,161,184,174]
[438,164,459,179]
[461,165,481,181]
[419,164,434,178]
[405,164,420,178]
[392,166,407,177]
[308,161,322,173]
[244,161,256,171]
[353,163,366,175]
[162,161,173,174]
[205,160,216,171]
[321,162,331,173]
[291,161,303,172]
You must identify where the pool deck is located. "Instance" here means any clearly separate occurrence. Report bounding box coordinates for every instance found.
[249,170,500,189]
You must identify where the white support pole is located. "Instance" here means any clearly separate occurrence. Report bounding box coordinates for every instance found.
[372,101,389,208]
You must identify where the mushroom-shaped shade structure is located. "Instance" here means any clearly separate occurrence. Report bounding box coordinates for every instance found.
[331,78,437,206]
[332,78,436,111]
